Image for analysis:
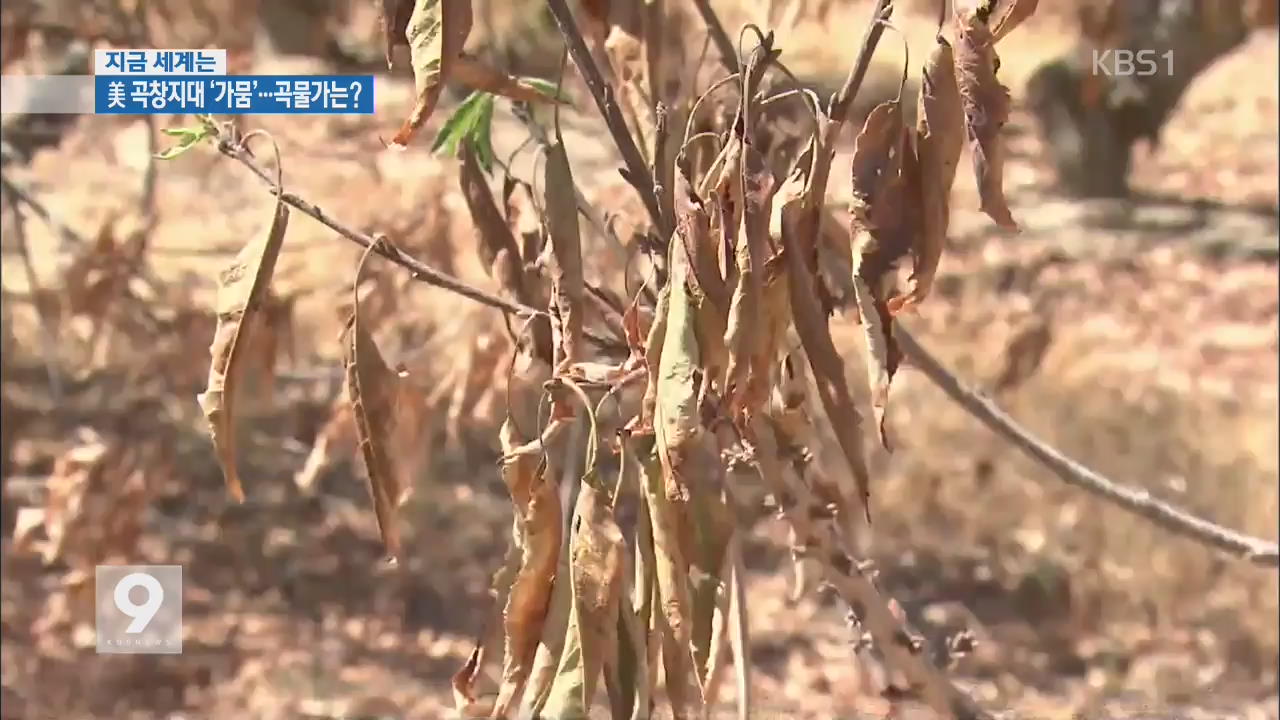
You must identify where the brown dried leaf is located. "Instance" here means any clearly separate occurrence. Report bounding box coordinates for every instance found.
[451,641,491,717]
[492,417,564,716]
[541,481,625,718]
[954,2,1018,229]
[991,0,1039,41]
[777,148,873,520]
[378,0,414,68]
[895,37,965,312]
[848,101,903,234]
[344,243,431,562]
[197,193,289,502]
[852,274,900,451]
[460,145,526,300]
[722,144,775,418]
[632,433,705,720]
[851,122,917,450]
[543,138,586,379]
[391,0,472,148]
[516,533,574,716]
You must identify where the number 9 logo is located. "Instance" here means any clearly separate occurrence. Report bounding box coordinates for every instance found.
[113,572,164,633]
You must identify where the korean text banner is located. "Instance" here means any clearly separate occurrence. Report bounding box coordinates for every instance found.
[94,75,374,115]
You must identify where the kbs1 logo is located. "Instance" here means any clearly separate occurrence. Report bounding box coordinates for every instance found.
[1092,49,1174,77]
[95,565,183,654]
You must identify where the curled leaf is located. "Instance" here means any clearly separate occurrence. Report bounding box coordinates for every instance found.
[197,185,290,502]
[378,0,414,68]
[492,417,564,716]
[543,138,586,376]
[391,0,472,148]
[895,37,965,312]
[954,2,1018,229]
[541,481,625,718]
[992,0,1039,41]
[776,148,873,520]
[344,241,431,561]
[722,145,775,418]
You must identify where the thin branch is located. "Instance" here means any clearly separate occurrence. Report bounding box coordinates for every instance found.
[690,0,741,76]
[829,0,894,125]
[749,417,991,720]
[0,173,87,248]
[544,0,668,239]
[3,191,62,400]
[215,137,545,321]
[897,327,1280,569]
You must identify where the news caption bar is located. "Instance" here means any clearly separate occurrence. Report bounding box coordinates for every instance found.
[1,49,373,115]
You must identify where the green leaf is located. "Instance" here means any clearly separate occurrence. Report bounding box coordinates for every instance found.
[155,121,216,160]
[520,76,570,104]
[431,89,496,174]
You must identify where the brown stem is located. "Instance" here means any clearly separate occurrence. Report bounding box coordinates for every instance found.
[544,0,668,239]
[897,327,1280,569]
[215,137,545,320]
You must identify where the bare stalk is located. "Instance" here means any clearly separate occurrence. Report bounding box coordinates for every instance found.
[543,0,668,239]
[215,137,544,320]
[897,327,1280,568]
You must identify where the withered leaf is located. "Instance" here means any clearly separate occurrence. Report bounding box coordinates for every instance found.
[777,151,873,520]
[344,242,431,562]
[378,0,414,68]
[392,0,470,148]
[656,202,708,501]
[954,2,1018,230]
[723,144,776,419]
[633,433,705,719]
[541,481,625,718]
[197,190,289,502]
[852,124,917,451]
[391,0,559,147]
[991,0,1039,41]
[543,138,585,376]
[459,144,525,301]
[492,417,564,717]
[896,37,965,312]
[848,100,904,234]
[853,274,902,451]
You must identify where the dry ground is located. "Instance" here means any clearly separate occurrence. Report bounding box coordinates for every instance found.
[1,2,1277,719]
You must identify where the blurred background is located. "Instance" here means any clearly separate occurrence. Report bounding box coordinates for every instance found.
[1,1,1277,718]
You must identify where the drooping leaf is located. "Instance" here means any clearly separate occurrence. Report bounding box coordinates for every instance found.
[542,137,586,380]
[895,36,965,312]
[516,529,574,717]
[776,143,874,521]
[344,242,431,562]
[954,1,1018,229]
[991,0,1039,41]
[851,118,917,451]
[491,417,564,717]
[391,0,471,147]
[541,480,625,719]
[632,432,704,720]
[378,0,414,68]
[458,142,524,296]
[848,100,903,234]
[722,144,775,419]
[197,187,290,502]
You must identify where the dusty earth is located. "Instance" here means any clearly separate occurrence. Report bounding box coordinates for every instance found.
[1,3,1277,719]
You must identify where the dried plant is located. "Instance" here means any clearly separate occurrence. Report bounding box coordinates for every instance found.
[107,1,1271,718]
